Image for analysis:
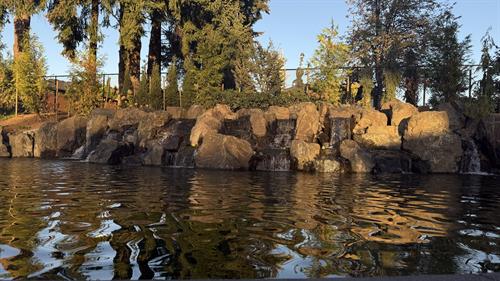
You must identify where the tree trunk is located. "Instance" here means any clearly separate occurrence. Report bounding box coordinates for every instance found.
[89,0,99,60]
[13,15,31,58]
[373,0,383,109]
[129,34,142,94]
[147,10,162,77]
[118,4,125,93]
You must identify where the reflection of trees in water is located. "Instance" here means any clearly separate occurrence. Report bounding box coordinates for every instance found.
[0,160,499,279]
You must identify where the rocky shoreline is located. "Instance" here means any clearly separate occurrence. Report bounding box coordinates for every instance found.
[1,100,499,174]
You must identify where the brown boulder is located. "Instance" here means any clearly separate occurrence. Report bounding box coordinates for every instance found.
[142,143,164,166]
[290,140,321,171]
[237,109,267,137]
[404,111,450,138]
[195,133,254,170]
[166,107,184,119]
[382,99,418,127]
[9,131,34,158]
[137,111,171,147]
[354,125,401,150]
[340,140,374,173]
[86,114,110,155]
[34,122,58,158]
[186,105,205,119]
[353,108,388,134]
[108,107,148,131]
[56,116,87,157]
[267,106,290,120]
[295,102,320,142]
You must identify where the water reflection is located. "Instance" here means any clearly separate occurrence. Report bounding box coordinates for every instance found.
[0,159,499,279]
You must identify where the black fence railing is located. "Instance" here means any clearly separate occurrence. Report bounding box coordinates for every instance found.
[42,65,485,115]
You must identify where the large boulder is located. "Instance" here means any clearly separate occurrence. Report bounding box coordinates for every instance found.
[403,111,462,173]
[142,143,164,166]
[353,108,388,134]
[137,111,171,147]
[0,126,9,157]
[9,131,34,158]
[294,102,320,142]
[340,140,374,173]
[166,107,184,119]
[34,122,58,158]
[56,116,87,157]
[266,106,290,121]
[195,133,254,170]
[87,138,134,165]
[476,113,500,168]
[108,107,148,132]
[437,102,465,131]
[372,150,413,174]
[190,105,235,146]
[381,100,418,127]
[237,109,267,138]
[354,125,401,150]
[186,105,205,119]
[290,140,321,171]
[86,114,110,155]
[314,158,342,173]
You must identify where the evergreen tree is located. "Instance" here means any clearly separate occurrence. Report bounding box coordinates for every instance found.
[347,0,440,109]
[134,66,149,107]
[181,58,197,107]
[165,59,180,107]
[251,41,285,96]
[149,63,163,110]
[426,10,471,106]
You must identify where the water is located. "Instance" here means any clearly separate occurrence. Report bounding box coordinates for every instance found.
[461,140,482,174]
[0,159,499,280]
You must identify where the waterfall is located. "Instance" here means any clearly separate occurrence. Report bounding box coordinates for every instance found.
[461,140,481,174]
[254,149,291,172]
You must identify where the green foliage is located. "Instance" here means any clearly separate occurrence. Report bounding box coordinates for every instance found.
[149,63,163,110]
[251,41,286,96]
[133,67,149,107]
[122,66,132,96]
[358,72,374,108]
[383,71,401,102]
[181,58,197,108]
[12,33,47,113]
[426,10,472,106]
[165,60,180,107]
[0,55,14,111]
[67,49,103,115]
[310,22,350,105]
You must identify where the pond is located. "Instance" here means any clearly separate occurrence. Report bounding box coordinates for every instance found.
[0,159,499,279]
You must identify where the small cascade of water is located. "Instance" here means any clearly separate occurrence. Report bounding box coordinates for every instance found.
[460,140,482,174]
[253,149,291,172]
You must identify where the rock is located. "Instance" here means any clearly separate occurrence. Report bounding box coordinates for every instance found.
[156,119,196,150]
[403,111,461,173]
[381,99,418,127]
[0,142,9,157]
[314,158,342,173]
[195,133,254,170]
[87,139,133,165]
[290,140,321,171]
[437,102,465,131]
[137,111,171,147]
[340,140,374,173]
[237,109,267,138]
[172,146,196,168]
[86,114,110,155]
[166,107,184,119]
[329,105,361,119]
[372,150,412,174]
[9,131,34,158]
[327,117,353,147]
[267,106,290,120]
[295,102,320,142]
[404,111,450,138]
[90,108,115,118]
[190,106,234,146]
[142,143,164,166]
[353,108,388,134]
[354,125,401,150]
[34,122,58,158]
[476,114,500,168]
[108,107,148,132]
[186,105,205,119]
[56,116,87,157]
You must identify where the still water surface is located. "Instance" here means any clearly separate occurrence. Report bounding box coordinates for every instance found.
[0,159,499,280]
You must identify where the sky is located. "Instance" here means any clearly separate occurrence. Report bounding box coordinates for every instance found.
[1,0,499,76]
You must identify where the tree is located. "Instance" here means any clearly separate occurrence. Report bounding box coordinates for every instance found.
[310,22,350,105]
[347,0,440,109]
[12,33,47,113]
[165,59,180,107]
[251,41,285,96]
[426,10,471,106]
[149,63,163,110]
[181,57,197,108]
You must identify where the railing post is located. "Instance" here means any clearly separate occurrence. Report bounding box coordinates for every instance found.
[55,76,59,121]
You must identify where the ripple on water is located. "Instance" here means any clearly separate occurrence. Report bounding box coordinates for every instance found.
[0,159,499,279]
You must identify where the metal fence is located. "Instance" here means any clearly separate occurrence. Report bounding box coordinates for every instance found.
[42,65,485,115]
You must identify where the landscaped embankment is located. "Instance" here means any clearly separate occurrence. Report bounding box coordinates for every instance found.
[1,100,499,174]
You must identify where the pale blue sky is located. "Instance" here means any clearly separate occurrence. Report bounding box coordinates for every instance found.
[1,0,499,75]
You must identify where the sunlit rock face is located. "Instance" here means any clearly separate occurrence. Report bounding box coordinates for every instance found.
[1,100,496,174]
